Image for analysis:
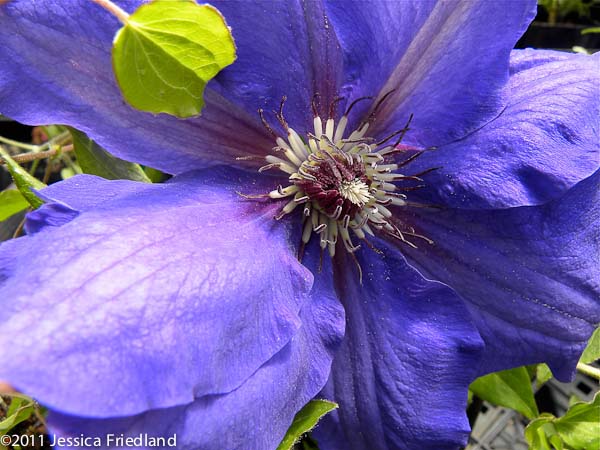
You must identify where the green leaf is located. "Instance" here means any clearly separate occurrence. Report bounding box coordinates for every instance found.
[143,166,167,183]
[69,128,151,182]
[568,395,582,408]
[42,125,67,140]
[582,27,600,35]
[112,0,236,118]
[536,364,554,387]
[0,147,45,208]
[525,414,558,450]
[276,400,338,450]
[525,393,600,450]
[60,166,77,180]
[0,190,29,221]
[580,327,600,364]
[0,395,35,434]
[469,366,539,419]
[301,438,320,450]
[555,393,600,449]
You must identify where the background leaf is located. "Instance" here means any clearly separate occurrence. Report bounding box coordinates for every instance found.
[525,415,559,450]
[525,393,600,450]
[0,147,45,208]
[112,1,236,117]
[276,400,337,450]
[0,190,28,221]
[143,166,167,183]
[536,363,554,387]
[70,128,150,182]
[555,393,600,449]
[580,327,600,364]
[0,395,35,434]
[581,26,600,35]
[469,366,539,419]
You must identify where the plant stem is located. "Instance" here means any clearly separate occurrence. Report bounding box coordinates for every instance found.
[90,0,130,24]
[548,0,558,25]
[0,130,71,154]
[577,362,600,380]
[0,144,74,165]
[12,214,28,239]
[42,153,55,184]
[0,135,38,151]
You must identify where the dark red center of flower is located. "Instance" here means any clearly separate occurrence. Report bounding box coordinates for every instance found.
[293,150,370,220]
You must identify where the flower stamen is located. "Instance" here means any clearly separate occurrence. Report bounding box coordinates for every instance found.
[249,96,436,279]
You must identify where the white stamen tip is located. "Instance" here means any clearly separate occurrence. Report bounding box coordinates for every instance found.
[339,179,372,206]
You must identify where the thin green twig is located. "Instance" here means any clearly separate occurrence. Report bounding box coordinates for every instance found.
[0,130,71,155]
[90,0,130,23]
[0,135,39,151]
[576,362,600,381]
[0,144,74,165]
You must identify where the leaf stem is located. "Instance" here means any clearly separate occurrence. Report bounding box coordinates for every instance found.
[12,214,28,239]
[90,0,129,24]
[0,130,71,154]
[576,362,600,380]
[0,144,74,165]
[0,135,38,151]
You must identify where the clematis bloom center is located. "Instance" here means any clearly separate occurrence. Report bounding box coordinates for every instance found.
[253,97,434,266]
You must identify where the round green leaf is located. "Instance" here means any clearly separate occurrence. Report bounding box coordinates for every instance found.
[112,1,236,118]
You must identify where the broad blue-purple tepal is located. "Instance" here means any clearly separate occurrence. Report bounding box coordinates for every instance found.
[0,1,598,449]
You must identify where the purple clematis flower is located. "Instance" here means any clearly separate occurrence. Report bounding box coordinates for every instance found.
[0,0,599,449]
